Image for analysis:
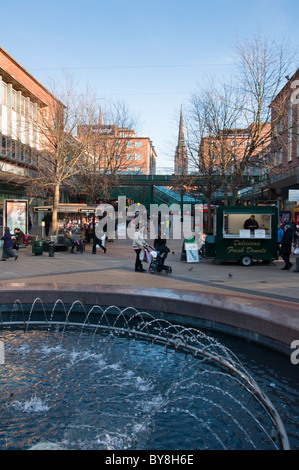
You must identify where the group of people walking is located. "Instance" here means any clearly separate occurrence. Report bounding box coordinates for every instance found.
[2,215,299,273]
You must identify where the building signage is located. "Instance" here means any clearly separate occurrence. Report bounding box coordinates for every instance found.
[77,125,115,135]
[288,190,299,202]
[225,239,267,255]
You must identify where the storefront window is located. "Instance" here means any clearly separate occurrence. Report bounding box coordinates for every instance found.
[223,212,271,239]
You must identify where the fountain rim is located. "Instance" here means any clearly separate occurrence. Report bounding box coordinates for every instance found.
[0,283,298,357]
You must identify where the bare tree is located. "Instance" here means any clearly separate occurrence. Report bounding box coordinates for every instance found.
[22,75,97,234]
[184,79,242,229]
[229,35,296,204]
[185,35,296,209]
[75,99,140,202]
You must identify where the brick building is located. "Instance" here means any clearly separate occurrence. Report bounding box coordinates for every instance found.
[242,70,299,223]
[199,124,271,179]
[268,70,299,211]
[77,116,157,176]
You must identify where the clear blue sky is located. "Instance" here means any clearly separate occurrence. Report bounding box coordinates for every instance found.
[1,0,298,169]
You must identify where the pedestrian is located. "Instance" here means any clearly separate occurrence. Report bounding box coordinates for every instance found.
[42,212,52,237]
[277,224,284,259]
[280,224,293,270]
[133,226,147,272]
[92,234,106,254]
[92,214,108,254]
[290,219,298,242]
[293,233,299,273]
[1,227,18,261]
[64,230,77,254]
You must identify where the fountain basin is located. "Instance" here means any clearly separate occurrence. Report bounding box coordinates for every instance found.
[0,285,298,450]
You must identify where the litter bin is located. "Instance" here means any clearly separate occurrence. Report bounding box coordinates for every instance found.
[204,235,216,258]
[32,240,44,256]
[48,241,55,257]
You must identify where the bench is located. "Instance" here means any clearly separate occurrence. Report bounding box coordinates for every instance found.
[43,235,68,252]
[43,235,84,252]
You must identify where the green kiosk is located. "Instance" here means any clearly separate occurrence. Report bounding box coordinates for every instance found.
[205,205,278,266]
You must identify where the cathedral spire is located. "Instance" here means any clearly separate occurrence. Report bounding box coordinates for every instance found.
[178,105,185,142]
[174,105,188,175]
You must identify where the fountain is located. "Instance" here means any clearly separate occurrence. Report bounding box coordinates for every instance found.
[0,297,297,450]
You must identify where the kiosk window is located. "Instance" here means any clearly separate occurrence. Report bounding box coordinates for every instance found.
[223,213,271,238]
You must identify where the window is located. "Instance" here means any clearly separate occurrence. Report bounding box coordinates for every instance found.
[223,212,271,239]
[1,135,7,155]
[278,148,282,165]
[2,83,7,105]
[11,140,16,158]
[278,117,284,134]
[29,102,34,120]
[135,153,142,160]
[127,154,134,160]
[127,141,134,148]
[21,97,25,116]
[135,141,142,148]
[11,91,16,111]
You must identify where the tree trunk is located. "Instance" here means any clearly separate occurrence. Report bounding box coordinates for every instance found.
[206,196,213,233]
[52,183,60,235]
[231,188,238,206]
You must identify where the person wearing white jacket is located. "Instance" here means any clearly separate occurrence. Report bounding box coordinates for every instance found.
[133,227,147,272]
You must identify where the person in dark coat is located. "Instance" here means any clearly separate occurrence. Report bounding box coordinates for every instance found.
[243,215,259,233]
[1,227,18,261]
[281,224,293,270]
[13,228,26,250]
[42,212,52,237]
[154,234,170,259]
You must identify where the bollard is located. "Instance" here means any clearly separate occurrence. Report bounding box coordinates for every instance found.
[49,241,55,257]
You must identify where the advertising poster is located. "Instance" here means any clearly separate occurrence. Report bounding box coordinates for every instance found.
[280,211,291,225]
[4,199,28,235]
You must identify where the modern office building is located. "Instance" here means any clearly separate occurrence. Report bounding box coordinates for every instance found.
[0,46,60,224]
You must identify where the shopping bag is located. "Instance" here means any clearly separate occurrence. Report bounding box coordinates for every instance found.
[144,248,151,263]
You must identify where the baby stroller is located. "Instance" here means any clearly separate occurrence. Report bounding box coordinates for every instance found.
[148,245,172,274]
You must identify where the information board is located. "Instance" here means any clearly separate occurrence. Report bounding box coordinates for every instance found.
[185,242,199,263]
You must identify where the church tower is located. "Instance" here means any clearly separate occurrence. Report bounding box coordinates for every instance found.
[174,106,188,175]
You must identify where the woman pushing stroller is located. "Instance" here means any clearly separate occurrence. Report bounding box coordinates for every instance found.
[133,225,147,272]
